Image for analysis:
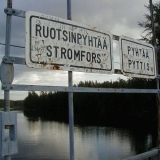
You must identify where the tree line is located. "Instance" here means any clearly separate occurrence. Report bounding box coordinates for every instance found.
[0,99,23,110]
[23,78,157,129]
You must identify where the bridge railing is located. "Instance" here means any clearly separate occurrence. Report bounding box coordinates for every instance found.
[123,149,160,160]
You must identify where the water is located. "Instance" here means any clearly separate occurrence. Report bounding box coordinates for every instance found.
[0,111,157,160]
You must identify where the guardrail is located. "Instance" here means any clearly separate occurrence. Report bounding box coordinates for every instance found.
[123,149,160,160]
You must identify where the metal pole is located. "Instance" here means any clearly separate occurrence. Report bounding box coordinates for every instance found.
[150,0,156,46]
[68,71,74,160]
[67,1,74,160]
[5,0,12,111]
[4,0,12,159]
[149,0,160,146]
[149,0,159,89]
[67,0,72,20]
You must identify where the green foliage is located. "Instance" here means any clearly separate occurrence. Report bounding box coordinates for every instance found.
[138,2,160,71]
[23,91,39,110]
[24,91,68,117]
[138,2,160,46]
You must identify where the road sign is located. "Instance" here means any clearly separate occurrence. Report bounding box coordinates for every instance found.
[25,11,114,74]
[119,36,156,79]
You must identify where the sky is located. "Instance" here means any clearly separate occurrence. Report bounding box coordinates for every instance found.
[0,0,159,100]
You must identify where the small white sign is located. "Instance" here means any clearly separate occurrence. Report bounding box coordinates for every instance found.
[119,36,156,79]
[25,11,114,74]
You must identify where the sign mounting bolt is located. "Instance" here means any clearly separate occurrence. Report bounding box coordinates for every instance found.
[11,58,15,63]
[4,57,8,61]
[2,86,7,89]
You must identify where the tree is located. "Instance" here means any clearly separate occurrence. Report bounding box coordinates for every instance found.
[138,2,160,46]
[138,1,160,71]
[23,91,39,110]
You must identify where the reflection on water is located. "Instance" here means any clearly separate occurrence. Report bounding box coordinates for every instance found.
[0,111,157,160]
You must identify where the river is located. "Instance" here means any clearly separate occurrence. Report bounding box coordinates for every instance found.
[0,111,157,160]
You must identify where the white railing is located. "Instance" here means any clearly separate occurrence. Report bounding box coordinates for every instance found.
[123,149,160,160]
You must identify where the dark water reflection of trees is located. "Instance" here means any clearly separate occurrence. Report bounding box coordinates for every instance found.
[24,109,158,156]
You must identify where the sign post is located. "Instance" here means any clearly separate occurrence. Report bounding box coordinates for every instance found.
[119,36,156,79]
[4,0,12,160]
[67,1,74,160]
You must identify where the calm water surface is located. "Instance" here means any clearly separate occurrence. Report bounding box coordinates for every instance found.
[0,111,157,160]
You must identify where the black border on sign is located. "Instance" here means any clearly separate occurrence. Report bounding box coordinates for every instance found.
[121,38,156,77]
[29,15,113,71]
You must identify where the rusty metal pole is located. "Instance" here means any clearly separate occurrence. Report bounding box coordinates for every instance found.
[4,0,12,160]
[149,0,160,147]
[67,0,74,160]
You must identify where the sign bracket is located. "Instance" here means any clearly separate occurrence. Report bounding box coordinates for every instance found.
[4,8,25,18]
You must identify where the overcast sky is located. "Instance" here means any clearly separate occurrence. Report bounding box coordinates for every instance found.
[0,0,158,100]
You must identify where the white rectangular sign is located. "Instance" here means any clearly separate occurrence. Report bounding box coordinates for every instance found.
[25,11,114,74]
[119,36,156,79]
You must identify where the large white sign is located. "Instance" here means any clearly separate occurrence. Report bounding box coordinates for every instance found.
[25,11,114,74]
[119,36,156,79]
